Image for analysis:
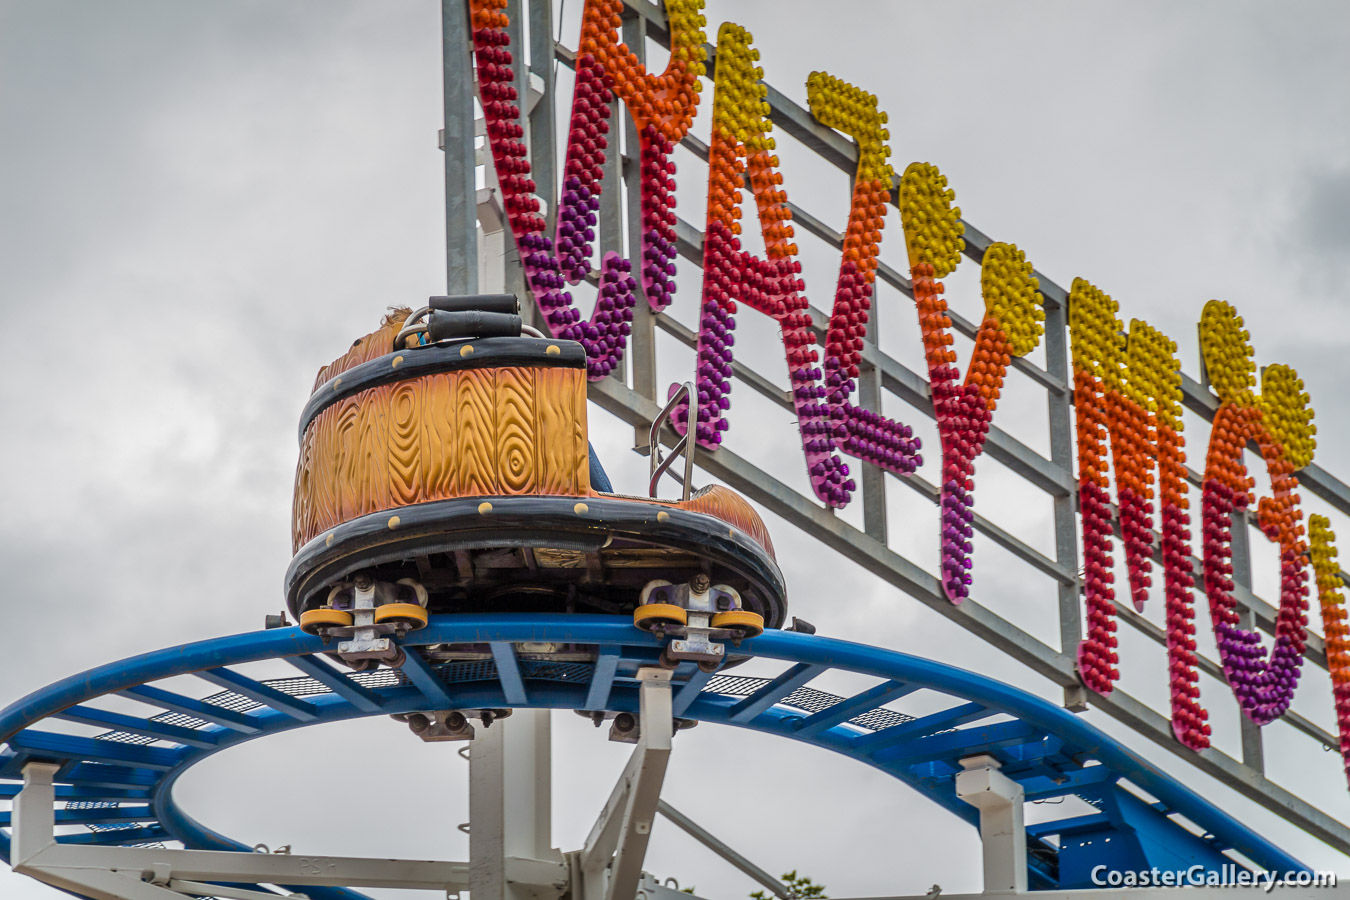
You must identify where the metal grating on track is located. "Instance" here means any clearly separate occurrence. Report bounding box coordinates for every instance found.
[94,731,155,747]
[92,659,924,751]
[708,674,917,732]
[435,660,499,683]
[704,675,768,696]
[519,660,596,684]
[62,802,168,850]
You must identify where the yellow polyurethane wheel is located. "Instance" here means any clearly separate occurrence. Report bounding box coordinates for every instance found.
[633,602,688,630]
[374,602,429,629]
[711,609,764,638]
[300,608,354,635]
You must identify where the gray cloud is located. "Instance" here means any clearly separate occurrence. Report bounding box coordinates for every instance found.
[1284,165,1350,290]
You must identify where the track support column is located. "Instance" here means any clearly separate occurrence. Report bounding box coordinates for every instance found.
[442,0,479,295]
[470,709,564,900]
[11,761,57,869]
[577,668,674,900]
[955,754,1026,894]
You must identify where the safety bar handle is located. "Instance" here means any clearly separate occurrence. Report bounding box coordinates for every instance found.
[394,294,532,350]
[428,294,520,314]
[649,382,696,501]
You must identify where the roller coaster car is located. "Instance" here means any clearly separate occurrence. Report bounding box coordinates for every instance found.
[286,295,786,667]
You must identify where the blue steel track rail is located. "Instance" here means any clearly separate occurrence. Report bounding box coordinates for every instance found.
[0,615,1312,898]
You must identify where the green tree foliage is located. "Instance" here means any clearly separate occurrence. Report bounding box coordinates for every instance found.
[751,871,827,900]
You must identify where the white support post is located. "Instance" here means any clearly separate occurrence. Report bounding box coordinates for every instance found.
[470,709,564,900]
[577,669,673,900]
[11,761,57,869]
[955,755,1026,895]
[606,670,673,900]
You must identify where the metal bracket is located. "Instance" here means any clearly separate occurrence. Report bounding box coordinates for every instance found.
[324,576,429,666]
[400,709,477,741]
[393,708,512,742]
[636,576,761,669]
[339,578,392,660]
[1062,683,1089,714]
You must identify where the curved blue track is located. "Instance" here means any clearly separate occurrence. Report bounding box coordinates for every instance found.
[0,615,1309,897]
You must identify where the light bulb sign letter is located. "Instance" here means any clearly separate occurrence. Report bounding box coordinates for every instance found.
[462,0,1350,785]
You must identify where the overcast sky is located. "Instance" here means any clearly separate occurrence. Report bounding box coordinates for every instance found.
[2,2,1350,898]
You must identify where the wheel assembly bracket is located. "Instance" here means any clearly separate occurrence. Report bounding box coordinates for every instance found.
[393,708,513,742]
[633,575,764,669]
[299,575,430,667]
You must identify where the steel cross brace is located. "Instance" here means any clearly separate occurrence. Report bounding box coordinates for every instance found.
[575,668,675,900]
[11,761,478,899]
[656,799,790,899]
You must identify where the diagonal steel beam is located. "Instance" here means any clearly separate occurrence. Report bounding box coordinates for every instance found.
[578,670,674,900]
[656,800,790,899]
[605,669,674,900]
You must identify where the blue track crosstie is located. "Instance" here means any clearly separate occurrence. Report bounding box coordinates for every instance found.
[0,615,1310,898]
